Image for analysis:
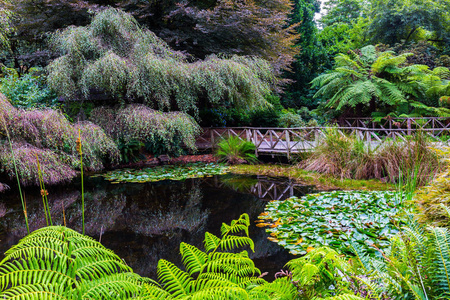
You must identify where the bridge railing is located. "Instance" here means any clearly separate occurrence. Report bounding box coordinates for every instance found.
[196,126,450,157]
[337,117,450,131]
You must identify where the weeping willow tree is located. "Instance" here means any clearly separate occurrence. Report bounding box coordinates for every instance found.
[47,8,276,115]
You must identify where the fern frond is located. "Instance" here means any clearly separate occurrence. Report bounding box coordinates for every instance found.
[189,285,250,300]
[0,257,75,291]
[198,272,265,287]
[249,277,297,300]
[348,242,373,273]
[180,242,207,276]
[80,272,143,299]
[351,276,383,300]
[203,253,259,277]
[429,227,450,293]
[75,256,132,280]
[141,282,173,300]
[204,232,221,253]
[157,259,192,298]
[219,235,254,252]
[0,283,71,300]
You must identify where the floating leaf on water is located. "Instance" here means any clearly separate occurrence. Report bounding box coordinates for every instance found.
[261,190,409,257]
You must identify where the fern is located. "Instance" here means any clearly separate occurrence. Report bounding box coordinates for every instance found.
[0,226,166,299]
[313,45,441,116]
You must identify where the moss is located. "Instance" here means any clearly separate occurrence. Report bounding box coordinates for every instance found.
[229,164,394,191]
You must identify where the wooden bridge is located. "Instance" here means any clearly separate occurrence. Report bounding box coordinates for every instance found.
[196,118,450,158]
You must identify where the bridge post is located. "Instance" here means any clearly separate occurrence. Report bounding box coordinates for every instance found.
[407,119,411,136]
[286,130,291,160]
[253,129,258,157]
[210,129,215,150]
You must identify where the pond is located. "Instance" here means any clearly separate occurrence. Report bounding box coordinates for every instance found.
[0,173,316,279]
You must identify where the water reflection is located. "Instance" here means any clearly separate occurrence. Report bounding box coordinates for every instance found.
[0,174,315,279]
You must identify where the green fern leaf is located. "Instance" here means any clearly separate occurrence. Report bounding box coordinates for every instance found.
[157,259,192,298]
[204,232,221,253]
[180,243,207,276]
[249,277,297,300]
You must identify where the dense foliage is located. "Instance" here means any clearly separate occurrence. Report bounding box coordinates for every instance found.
[90,105,200,157]
[0,69,57,108]
[312,45,450,117]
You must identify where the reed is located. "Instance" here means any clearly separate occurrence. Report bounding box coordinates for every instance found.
[36,154,52,226]
[77,128,85,234]
[0,115,29,233]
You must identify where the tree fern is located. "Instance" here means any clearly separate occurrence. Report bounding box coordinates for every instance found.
[312,45,442,117]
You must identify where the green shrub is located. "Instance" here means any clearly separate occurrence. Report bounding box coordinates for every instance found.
[90,105,200,158]
[216,136,258,165]
[0,68,58,108]
[278,111,305,128]
[0,95,119,187]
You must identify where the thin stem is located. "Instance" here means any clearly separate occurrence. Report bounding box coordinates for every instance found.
[77,129,85,234]
[36,154,49,226]
[1,116,29,233]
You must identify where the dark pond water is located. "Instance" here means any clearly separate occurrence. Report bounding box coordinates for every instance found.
[0,173,316,280]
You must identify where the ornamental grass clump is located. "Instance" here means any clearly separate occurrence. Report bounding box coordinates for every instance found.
[301,128,380,180]
[0,142,77,186]
[0,94,119,188]
[216,136,258,165]
[301,128,441,185]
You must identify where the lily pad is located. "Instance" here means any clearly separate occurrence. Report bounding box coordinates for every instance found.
[98,163,229,183]
[258,191,408,256]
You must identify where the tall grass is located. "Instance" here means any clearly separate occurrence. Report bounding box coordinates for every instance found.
[300,128,441,186]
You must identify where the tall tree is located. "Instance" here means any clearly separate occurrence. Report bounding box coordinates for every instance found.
[118,0,300,76]
[2,0,299,76]
[320,0,365,27]
[282,0,328,108]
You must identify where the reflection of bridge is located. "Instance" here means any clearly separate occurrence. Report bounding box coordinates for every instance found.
[196,120,450,159]
[204,176,311,201]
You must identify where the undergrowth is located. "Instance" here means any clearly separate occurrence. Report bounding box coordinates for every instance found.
[300,128,441,186]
